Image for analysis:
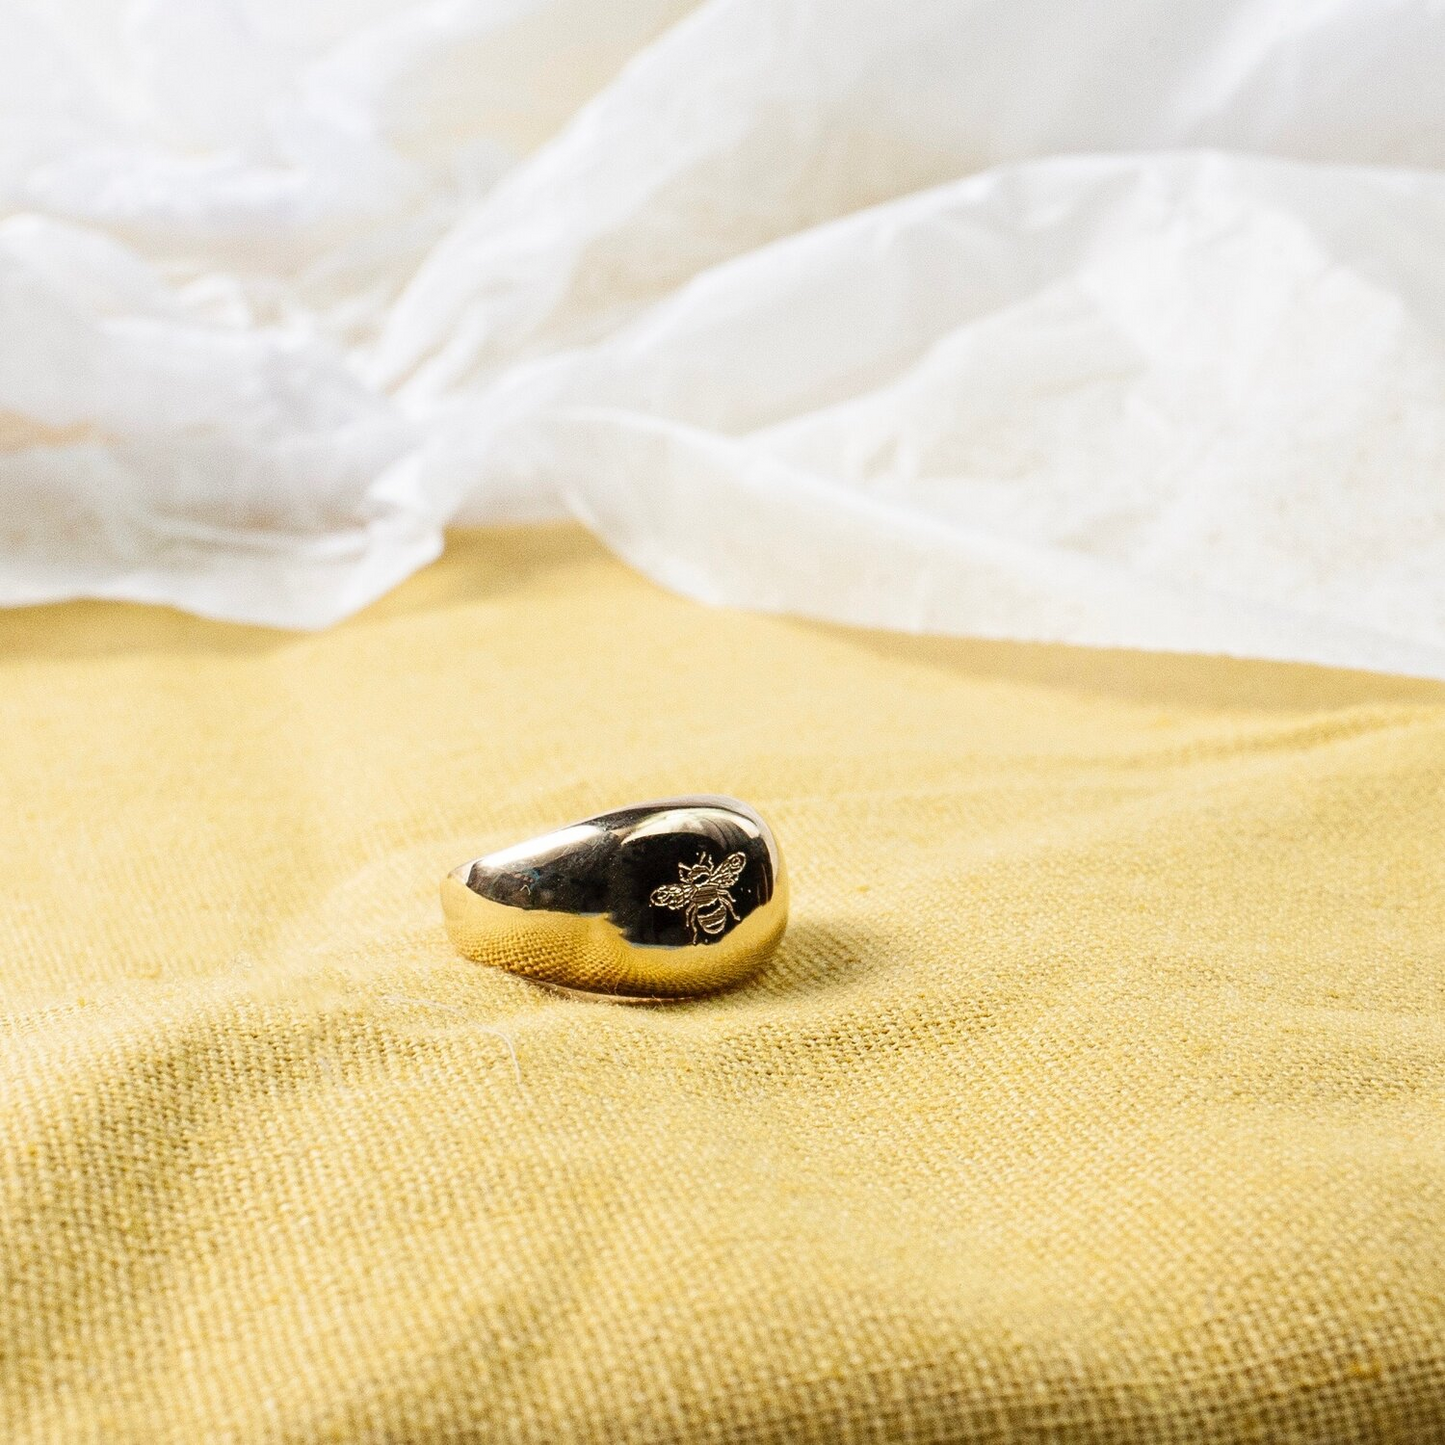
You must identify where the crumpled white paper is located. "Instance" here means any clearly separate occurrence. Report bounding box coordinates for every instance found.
[2,0,1443,677]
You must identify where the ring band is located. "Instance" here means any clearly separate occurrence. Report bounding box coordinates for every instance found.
[441,796,788,999]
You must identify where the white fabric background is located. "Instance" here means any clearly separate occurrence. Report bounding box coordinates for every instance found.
[1,0,1443,677]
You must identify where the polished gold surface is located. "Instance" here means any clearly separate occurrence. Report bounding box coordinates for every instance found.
[442,796,788,999]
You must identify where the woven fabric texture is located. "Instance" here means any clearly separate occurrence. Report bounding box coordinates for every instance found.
[1,526,1443,1443]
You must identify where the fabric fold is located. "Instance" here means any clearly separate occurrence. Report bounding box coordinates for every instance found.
[0,0,1442,672]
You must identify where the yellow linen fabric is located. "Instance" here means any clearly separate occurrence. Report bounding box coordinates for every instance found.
[2,527,1444,1444]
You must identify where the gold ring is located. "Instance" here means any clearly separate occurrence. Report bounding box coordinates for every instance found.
[441,796,788,999]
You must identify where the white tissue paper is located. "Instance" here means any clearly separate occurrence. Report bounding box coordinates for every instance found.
[1,0,1443,677]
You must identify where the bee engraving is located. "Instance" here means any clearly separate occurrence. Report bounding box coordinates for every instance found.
[650,850,747,943]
